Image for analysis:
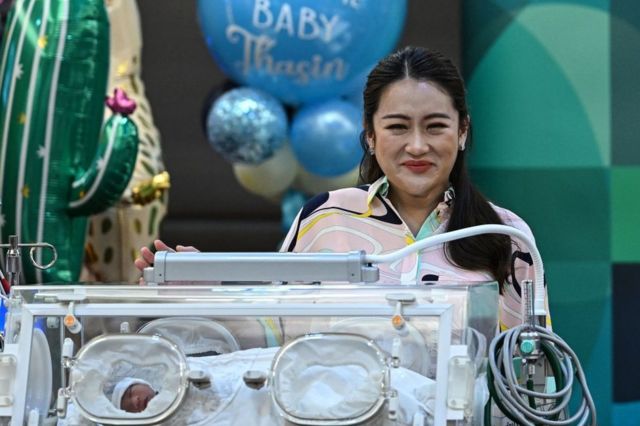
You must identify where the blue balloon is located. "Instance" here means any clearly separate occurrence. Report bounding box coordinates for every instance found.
[281,189,309,233]
[290,99,362,177]
[206,87,288,164]
[197,0,407,105]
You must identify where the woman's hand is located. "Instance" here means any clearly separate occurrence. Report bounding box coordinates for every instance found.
[134,239,198,272]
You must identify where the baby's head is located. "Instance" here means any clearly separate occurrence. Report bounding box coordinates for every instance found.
[111,377,157,413]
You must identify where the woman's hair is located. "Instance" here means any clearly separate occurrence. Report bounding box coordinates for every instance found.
[358,46,512,289]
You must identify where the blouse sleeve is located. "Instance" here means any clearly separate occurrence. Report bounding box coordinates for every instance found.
[498,210,552,331]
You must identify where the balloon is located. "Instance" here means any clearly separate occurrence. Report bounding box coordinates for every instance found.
[290,99,362,177]
[206,87,288,164]
[281,189,309,233]
[68,89,139,215]
[233,143,297,199]
[295,164,360,195]
[200,79,239,136]
[196,0,407,105]
[84,0,170,284]
[0,0,137,283]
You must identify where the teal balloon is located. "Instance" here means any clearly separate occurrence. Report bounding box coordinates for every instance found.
[197,0,406,105]
[281,190,308,233]
[290,99,362,177]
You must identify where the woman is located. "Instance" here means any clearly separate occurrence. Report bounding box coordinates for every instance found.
[136,46,547,330]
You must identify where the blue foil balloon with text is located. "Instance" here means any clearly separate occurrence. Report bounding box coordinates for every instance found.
[197,0,407,105]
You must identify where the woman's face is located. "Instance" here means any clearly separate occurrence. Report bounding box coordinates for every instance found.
[121,383,156,413]
[370,78,466,202]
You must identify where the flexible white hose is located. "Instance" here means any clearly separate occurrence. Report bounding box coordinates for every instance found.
[364,224,546,316]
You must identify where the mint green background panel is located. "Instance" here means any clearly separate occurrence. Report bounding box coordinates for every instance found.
[471,169,609,263]
[464,1,612,423]
[466,3,610,168]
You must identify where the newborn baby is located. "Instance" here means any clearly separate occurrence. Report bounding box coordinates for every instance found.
[111,377,157,413]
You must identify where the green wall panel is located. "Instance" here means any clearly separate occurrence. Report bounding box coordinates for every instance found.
[545,260,611,424]
[466,3,609,168]
[613,401,640,426]
[544,261,610,355]
[464,1,614,423]
[611,3,640,164]
[472,168,610,262]
[612,167,640,262]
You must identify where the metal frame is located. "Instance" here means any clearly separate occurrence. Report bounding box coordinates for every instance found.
[145,251,380,284]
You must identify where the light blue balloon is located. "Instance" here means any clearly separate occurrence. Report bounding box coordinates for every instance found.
[197,0,407,105]
[290,99,362,177]
[206,87,288,164]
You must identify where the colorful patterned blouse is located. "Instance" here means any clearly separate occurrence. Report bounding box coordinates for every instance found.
[282,177,550,330]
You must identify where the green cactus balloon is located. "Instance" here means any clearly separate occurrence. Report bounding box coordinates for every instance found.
[0,0,139,283]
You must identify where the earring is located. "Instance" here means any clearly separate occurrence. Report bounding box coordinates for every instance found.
[368,146,375,156]
[444,185,455,206]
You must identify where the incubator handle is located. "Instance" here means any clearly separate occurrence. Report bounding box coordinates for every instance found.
[188,369,211,389]
[388,390,399,420]
[243,370,267,390]
[27,409,39,426]
[62,338,74,358]
[56,388,68,418]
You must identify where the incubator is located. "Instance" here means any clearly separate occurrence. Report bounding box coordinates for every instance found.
[0,281,499,426]
[0,224,596,426]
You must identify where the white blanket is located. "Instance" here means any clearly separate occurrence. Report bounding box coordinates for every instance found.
[58,347,432,425]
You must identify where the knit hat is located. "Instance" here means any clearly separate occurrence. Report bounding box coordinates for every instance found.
[111,377,153,410]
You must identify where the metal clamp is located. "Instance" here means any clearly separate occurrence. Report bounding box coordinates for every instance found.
[1,235,58,287]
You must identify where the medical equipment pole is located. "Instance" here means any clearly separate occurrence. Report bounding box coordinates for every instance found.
[0,235,58,288]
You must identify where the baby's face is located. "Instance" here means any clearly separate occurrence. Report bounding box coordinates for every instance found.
[121,383,156,413]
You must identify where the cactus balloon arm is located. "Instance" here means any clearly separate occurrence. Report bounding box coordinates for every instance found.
[68,106,139,216]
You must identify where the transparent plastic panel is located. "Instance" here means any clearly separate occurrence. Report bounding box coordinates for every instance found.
[7,283,498,426]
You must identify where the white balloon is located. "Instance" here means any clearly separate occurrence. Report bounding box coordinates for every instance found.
[233,143,297,199]
[295,165,360,196]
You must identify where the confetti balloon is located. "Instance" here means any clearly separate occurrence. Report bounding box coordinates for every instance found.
[206,87,288,164]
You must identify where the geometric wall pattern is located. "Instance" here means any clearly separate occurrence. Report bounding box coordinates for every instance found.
[462,1,640,424]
